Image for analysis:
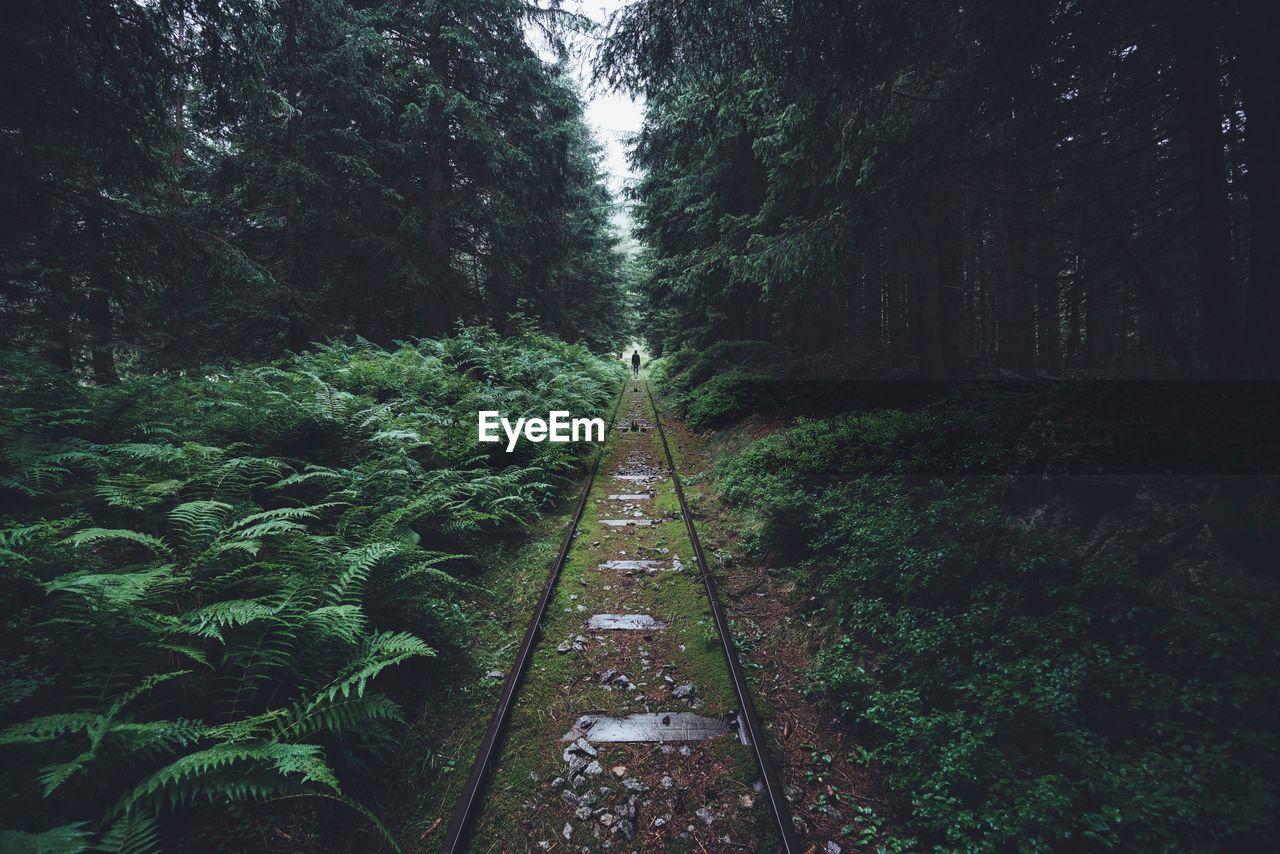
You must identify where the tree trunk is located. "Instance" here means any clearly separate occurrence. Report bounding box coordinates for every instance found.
[86,208,117,385]
[1034,238,1061,374]
[913,173,963,377]
[173,0,187,174]
[283,0,306,349]
[1236,0,1280,372]
[1169,0,1241,375]
[44,218,76,370]
[993,161,1035,375]
[424,14,451,336]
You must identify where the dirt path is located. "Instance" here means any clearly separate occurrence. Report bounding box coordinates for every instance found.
[465,378,778,851]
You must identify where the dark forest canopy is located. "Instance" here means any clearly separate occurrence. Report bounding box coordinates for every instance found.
[603,0,1278,378]
[0,0,632,376]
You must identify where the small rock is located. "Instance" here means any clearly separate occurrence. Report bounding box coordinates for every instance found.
[739,794,754,809]
[574,738,598,757]
[784,783,803,803]
[484,670,503,679]
[678,745,691,757]
[613,819,635,840]
[584,760,603,776]
[611,765,627,778]
[825,843,843,854]
[562,823,573,841]
[661,775,674,788]
[571,774,587,788]
[550,777,565,789]
[557,641,572,654]
[599,812,615,827]
[622,777,647,793]
[563,750,586,775]
[575,805,592,820]
[671,683,694,699]
[537,842,551,851]
[696,807,716,825]
[654,815,668,828]
[561,790,578,807]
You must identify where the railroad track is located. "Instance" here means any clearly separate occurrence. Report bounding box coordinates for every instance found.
[440,378,798,852]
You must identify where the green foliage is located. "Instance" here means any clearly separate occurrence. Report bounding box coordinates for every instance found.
[2,0,631,372]
[720,405,1280,850]
[682,371,777,430]
[0,331,623,846]
[652,341,786,428]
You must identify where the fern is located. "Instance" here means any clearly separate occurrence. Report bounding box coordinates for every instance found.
[113,742,340,814]
[317,632,434,704]
[0,331,622,847]
[97,811,162,854]
[0,823,94,853]
[63,529,173,558]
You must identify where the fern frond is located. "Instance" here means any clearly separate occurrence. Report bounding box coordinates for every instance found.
[45,566,176,607]
[167,500,233,545]
[98,811,162,854]
[0,823,94,853]
[63,528,173,558]
[316,631,433,704]
[113,741,340,815]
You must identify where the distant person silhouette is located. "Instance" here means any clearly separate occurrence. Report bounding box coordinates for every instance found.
[631,350,641,378]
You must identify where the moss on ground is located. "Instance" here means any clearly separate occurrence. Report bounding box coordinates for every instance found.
[462,381,772,849]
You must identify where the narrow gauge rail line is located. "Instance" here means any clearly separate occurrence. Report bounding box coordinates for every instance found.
[440,378,798,852]
[644,381,800,853]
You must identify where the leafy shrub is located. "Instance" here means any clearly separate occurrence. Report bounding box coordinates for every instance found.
[0,330,623,850]
[683,371,778,429]
[720,405,1280,850]
[653,340,784,427]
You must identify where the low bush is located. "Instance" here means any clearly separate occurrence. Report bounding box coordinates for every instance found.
[0,329,623,850]
[720,403,1280,850]
[683,370,779,429]
[653,340,785,426]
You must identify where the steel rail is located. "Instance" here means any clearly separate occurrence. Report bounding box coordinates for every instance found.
[645,380,801,853]
[439,381,627,853]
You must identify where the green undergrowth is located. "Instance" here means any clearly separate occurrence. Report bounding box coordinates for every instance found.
[0,328,623,851]
[717,403,1280,850]
[652,342,785,429]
